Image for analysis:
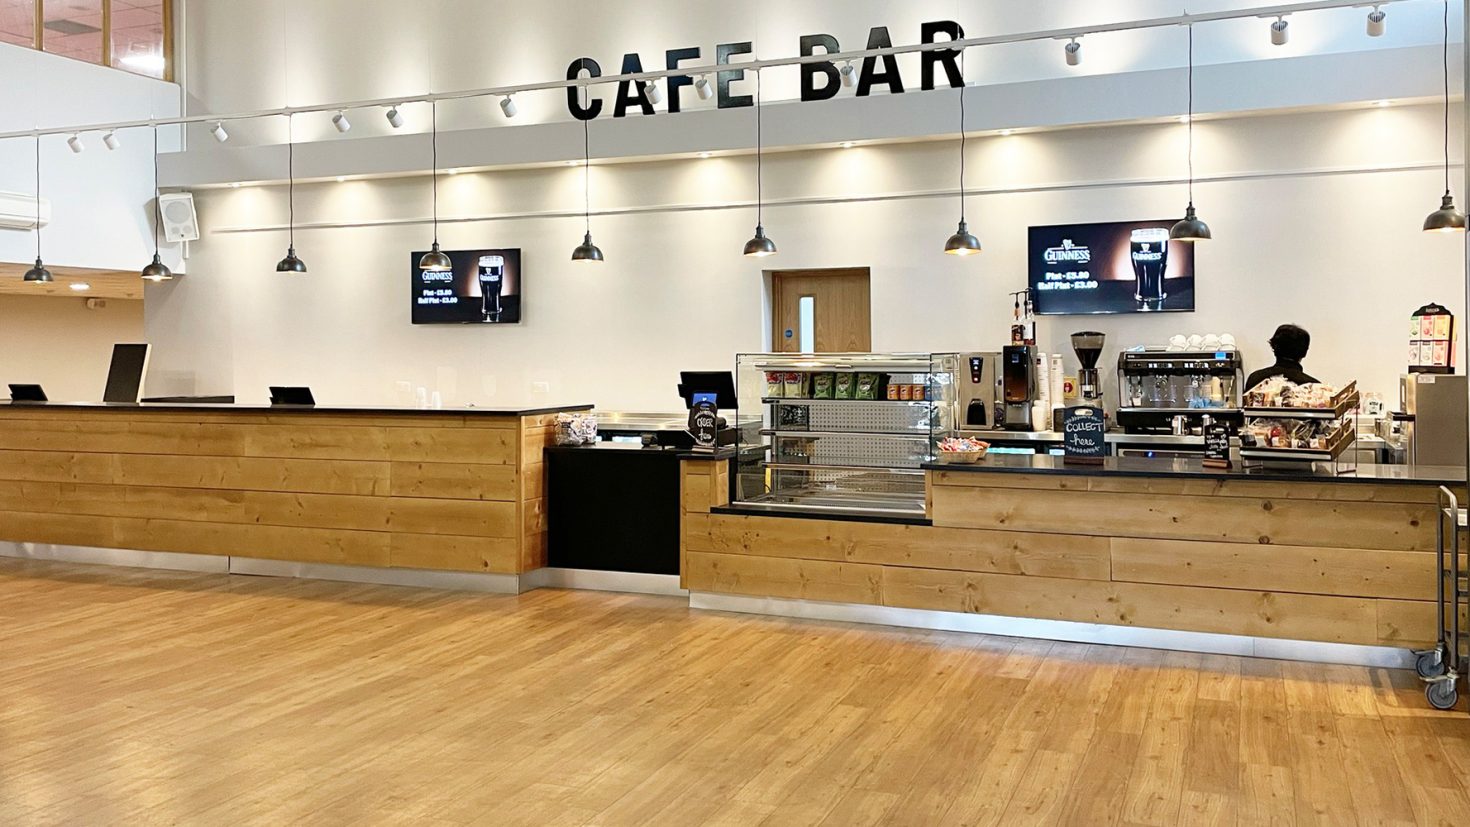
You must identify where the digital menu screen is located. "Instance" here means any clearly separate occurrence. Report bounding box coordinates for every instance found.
[1028,220,1195,315]
[411,248,522,325]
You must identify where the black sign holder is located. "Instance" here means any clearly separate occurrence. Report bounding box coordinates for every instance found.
[1063,405,1107,465]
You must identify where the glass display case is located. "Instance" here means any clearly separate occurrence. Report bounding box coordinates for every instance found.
[734,353,960,517]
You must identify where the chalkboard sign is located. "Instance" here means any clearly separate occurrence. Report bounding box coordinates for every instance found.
[688,394,719,453]
[1203,420,1232,468]
[1063,405,1107,464]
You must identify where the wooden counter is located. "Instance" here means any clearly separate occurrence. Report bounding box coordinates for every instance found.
[0,403,590,575]
[684,458,1467,652]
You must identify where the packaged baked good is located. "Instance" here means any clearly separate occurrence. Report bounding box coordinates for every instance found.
[783,372,807,399]
[898,384,912,401]
[812,373,835,400]
[834,373,855,400]
[764,372,784,399]
[854,373,879,401]
[886,383,900,400]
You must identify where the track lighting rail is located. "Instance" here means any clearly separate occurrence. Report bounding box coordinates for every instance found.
[0,0,1420,143]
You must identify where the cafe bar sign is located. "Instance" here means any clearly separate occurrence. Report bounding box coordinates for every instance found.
[564,22,968,120]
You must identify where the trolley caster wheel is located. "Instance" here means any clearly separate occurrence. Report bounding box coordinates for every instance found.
[1426,680,1459,711]
[1417,651,1448,680]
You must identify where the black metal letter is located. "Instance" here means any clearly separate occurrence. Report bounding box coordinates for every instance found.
[665,46,700,114]
[615,53,656,118]
[921,21,964,91]
[716,41,753,109]
[857,26,904,96]
[799,34,840,102]
[566,58,603,121]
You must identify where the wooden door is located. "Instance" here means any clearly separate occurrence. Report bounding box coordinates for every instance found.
[771,268,872,353]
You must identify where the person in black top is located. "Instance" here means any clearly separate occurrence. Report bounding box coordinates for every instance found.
[1245,324,1320,391]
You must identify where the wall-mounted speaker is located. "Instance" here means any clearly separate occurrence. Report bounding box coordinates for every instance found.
[159,192,200,242]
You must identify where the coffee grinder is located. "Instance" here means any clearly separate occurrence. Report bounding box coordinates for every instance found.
[1071,331,1106,405]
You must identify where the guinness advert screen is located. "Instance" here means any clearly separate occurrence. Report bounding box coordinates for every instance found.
[1028,220,1195,315]
[410,248,523,325]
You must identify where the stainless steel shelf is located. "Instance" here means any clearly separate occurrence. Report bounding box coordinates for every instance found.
[762,428,930,438]
[761,398,933,406]
[764,461,926,474]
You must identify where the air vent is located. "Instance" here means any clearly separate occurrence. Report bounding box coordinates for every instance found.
[43,19,101,36]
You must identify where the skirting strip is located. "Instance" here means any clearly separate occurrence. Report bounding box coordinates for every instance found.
[521,567,687,597]
[688,591,1414,670]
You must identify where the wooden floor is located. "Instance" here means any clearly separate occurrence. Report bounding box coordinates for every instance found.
[2,560,1470,826]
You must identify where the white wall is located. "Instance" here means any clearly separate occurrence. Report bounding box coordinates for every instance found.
[0,44,181,272]
[144,103,1466,411]
[0,296,145,401]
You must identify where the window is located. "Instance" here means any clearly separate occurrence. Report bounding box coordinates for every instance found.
[5,0,169,80]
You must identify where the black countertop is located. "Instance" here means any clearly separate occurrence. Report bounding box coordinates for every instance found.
[923,453,1465,486]
[545,442,736,461]
[0,402,594,417]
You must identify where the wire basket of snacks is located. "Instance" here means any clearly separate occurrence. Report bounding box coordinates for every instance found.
[936,437,989,464]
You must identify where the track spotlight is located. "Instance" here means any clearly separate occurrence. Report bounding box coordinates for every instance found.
[1270,17,1289,46]
[840,62,857,88]
[211,122,229,143]
[1064,39,1082,66]
[386,106,405,128]
[332,110,351,133]
[67,133,84,154]
[500,96,518,118]
[695,76,714,100]
[103,131,120,151]
[643,80,663,105]
[1367,6,1386,37]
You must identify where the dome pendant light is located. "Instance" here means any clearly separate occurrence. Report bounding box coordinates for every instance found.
[276,113,308,272]
[23,134,52,284]
[141,123,174,282]
[944,50,981,257]
[1424,0,1466,233]
[570,85,604,263]
[743,70,777,258]
[418,100,453,272]
[1170,23,1212,242]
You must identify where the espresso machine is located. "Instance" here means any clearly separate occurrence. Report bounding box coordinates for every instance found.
[1002,345,1039,431]
[1116,348,1244,434]
[955,352,1002,429]
[1071,332,1105,405]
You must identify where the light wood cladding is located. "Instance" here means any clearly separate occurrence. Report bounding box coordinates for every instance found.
[684,470,1460,649]
[679,458,730,588]
[0,407,574,574]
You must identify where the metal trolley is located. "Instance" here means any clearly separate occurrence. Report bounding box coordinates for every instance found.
[1415,487,1467,710]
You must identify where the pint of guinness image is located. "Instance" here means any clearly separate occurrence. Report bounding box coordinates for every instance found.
[479,254,505,322]
[1130,227,1170,311]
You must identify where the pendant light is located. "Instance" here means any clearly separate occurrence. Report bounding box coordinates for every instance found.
[1170,23,1212,242]
[140,123,174,282]
[1424,0,1466,233]
[571,85,604,263]
[276,113,307,272]
[743,69,777,258]
[419,100,453,271]
[944,49,981,256]
[23,133,52,284]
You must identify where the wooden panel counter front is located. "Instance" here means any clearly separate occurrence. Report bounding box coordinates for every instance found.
[0,403,589,575]
[684,456,1466,650]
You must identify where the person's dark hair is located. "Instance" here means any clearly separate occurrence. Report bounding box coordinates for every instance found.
[1269,324,1311,362]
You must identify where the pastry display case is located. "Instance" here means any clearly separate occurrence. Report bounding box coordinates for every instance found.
[733,353,960,517]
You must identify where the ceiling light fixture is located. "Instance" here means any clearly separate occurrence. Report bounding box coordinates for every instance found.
[999,129,1014,136]
[500,96,518,118]
[103,130,120,150]
[211,122,229,143]
[276,113,307,272]
[419,99,453,272]
[1425,0,1465,232]
[840,141,856,148]
[743,70,777,258]
[230,182,242,188]
[141,122,174,282]
[698,151,713,158]
[944,50,981,257]
[386,106,405,128]
[69,282,90,292]
[1064,38,1082,66]
[1270,16,1289,46]
[67,133,83,153]
[1367,5,1386,37]
[643,80,663,105]
[840,62,857,88]
[570,88,604,264]
[1171,22,1211,242]
[23,134,52,285]
[332,110,351,133]
[1373,99,1391,107]
[695,76,714,100]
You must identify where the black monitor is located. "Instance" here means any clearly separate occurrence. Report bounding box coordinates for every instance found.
[678,372,737,411]
[269,386,316,406]
[7,384,47,403]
